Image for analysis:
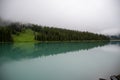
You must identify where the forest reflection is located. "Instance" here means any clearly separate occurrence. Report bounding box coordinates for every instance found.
[0,42,110,60]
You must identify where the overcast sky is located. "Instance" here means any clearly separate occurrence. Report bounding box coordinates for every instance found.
[0,0,120,35]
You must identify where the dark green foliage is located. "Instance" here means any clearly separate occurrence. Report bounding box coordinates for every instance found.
[30,25,109,41]
[0,23,110,42]
[8,23,25,34]
[0,27,13,42]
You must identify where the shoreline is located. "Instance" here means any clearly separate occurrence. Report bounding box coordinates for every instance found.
[110,40,120,41]
[0,40,110,43]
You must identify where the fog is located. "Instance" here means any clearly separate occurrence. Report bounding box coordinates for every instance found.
[0,0,120,35]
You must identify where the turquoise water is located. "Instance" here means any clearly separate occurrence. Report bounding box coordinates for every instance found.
[0,41,120,80]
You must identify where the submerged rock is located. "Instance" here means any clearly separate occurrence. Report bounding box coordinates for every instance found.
[99,78,106,80]
[110,76,118,80]
[110,74,120,80]
[116,75,120,80]
[99,74,120,80]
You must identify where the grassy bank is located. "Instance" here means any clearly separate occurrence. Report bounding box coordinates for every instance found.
[12,29,36,42]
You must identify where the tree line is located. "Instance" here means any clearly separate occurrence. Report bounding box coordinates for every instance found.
[0,23,110,42]
[0,27,13,42]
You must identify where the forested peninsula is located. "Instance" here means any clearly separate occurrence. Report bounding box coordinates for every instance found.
[0,23,109,42]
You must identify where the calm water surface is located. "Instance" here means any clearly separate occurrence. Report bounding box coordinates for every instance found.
[0,41,120,80]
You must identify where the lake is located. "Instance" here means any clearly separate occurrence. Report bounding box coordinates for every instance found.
[0,41,120,80]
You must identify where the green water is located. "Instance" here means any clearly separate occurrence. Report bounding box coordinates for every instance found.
[0,41,120,80]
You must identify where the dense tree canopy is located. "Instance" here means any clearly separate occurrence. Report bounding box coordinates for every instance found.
[0,27,13,42]
[0,23,110,42]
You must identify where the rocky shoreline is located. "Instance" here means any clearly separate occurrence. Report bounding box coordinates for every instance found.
[99,74,120,80]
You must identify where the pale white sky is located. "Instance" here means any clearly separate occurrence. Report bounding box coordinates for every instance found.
[0,0,120,35]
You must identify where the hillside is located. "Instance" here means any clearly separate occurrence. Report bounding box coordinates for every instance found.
[0,23,110,42]
[12,29,35,42]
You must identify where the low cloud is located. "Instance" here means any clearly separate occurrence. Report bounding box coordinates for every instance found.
[0,0,120,35]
